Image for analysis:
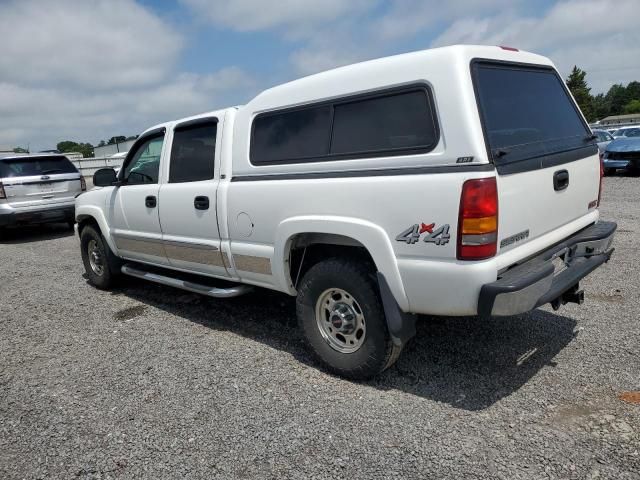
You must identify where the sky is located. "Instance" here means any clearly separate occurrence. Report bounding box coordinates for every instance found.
[1,0,638,152]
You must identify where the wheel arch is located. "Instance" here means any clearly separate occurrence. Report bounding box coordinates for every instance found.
[76,206,117,253]
[273,216,409,311]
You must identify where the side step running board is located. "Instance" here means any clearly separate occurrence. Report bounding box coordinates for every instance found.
[121,264,251,298]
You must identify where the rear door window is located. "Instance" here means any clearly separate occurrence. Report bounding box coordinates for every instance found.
[169,121,217,183]
[473,61,591,169]
[0,156,77,178]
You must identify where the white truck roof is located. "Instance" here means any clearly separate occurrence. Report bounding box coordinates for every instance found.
[245,45,552,114]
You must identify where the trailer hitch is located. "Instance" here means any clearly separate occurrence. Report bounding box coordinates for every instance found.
[551,284,584,310]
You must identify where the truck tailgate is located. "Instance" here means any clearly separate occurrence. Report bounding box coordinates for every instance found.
[497,153,599,253]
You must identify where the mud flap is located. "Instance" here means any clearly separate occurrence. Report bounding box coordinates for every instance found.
[376,272,417,348]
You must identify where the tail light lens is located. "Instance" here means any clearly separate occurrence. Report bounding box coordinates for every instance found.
[0,181,5,199]
[597,152,604,206]
[457,177,498,260]
[80,176,87,191]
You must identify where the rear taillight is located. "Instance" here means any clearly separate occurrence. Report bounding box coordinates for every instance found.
[80,176,87,191]
[0,181,5,199]
[597,152,604,207]
[457,177,498,260]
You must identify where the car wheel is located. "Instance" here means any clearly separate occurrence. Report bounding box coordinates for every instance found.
[296,258,401,380]
[80,225,119,289]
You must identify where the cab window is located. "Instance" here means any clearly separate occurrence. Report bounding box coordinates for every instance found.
[123,136,164,184]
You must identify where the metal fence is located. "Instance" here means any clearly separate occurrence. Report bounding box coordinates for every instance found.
[70,156,124,178]
[93,140,136,158]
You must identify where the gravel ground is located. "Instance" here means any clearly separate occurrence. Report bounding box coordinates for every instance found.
[1,176,639,479]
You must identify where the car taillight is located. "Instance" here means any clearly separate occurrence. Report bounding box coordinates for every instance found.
[0,181,5,199]
[597,152,604,207]
[80,176,86,191]
[457,177,498,260]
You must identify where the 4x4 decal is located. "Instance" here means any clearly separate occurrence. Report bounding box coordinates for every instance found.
[395,223,451,245]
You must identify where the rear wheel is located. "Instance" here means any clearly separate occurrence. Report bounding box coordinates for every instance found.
[80,225,120,289]
[296,258,401,379]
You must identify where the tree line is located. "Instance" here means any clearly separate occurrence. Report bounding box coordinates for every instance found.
[566,66,640,123]
[56,135,138,158]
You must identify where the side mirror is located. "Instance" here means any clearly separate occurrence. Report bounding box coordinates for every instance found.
[93,168,118,187]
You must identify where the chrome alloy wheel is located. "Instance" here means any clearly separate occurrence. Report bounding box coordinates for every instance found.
[315,288,366,353]
[87,239,105,276]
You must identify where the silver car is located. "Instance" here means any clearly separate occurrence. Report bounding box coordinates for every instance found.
[0,154,85,232]
[593,129,614,153]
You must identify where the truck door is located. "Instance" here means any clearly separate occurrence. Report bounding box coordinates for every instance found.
[108,128,169,265]
[158,116,229,277]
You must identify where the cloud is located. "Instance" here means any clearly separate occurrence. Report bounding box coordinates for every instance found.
[181,0,380,76]
[373,0,523,41]
[0,0,183,90]
[0,69,255,149]
[181,0,374,33]
[0,0,256,150]
[432,0,640,93]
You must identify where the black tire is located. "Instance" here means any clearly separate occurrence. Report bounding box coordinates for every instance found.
[80,225,120,289]
[296,258,401,380]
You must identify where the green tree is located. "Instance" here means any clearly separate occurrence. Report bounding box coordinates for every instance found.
[625,81,640,102]
[108,136,126,145]
[591,93,610,121]
[12,147,29,153]
[56,140,94,158]
[97,140,106,147]
[623,99,640,114]
[605,84,629,116]
[566,66,594,121]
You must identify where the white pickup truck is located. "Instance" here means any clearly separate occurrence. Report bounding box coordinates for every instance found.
[76,45,616,379]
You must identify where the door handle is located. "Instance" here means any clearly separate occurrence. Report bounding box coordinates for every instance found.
[553,170,569,191]
[145,195,157,208]
[194,196,209,210]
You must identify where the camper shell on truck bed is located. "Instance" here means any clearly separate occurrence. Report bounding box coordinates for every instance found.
[76,45,615,379]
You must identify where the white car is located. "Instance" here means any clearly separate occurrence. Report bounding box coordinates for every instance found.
[76,45,616,379]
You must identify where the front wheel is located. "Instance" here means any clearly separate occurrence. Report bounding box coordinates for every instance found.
[296,258,401,379]
[80,225,119,289]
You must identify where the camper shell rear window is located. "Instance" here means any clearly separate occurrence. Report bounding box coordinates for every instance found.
[472,60,594,173]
